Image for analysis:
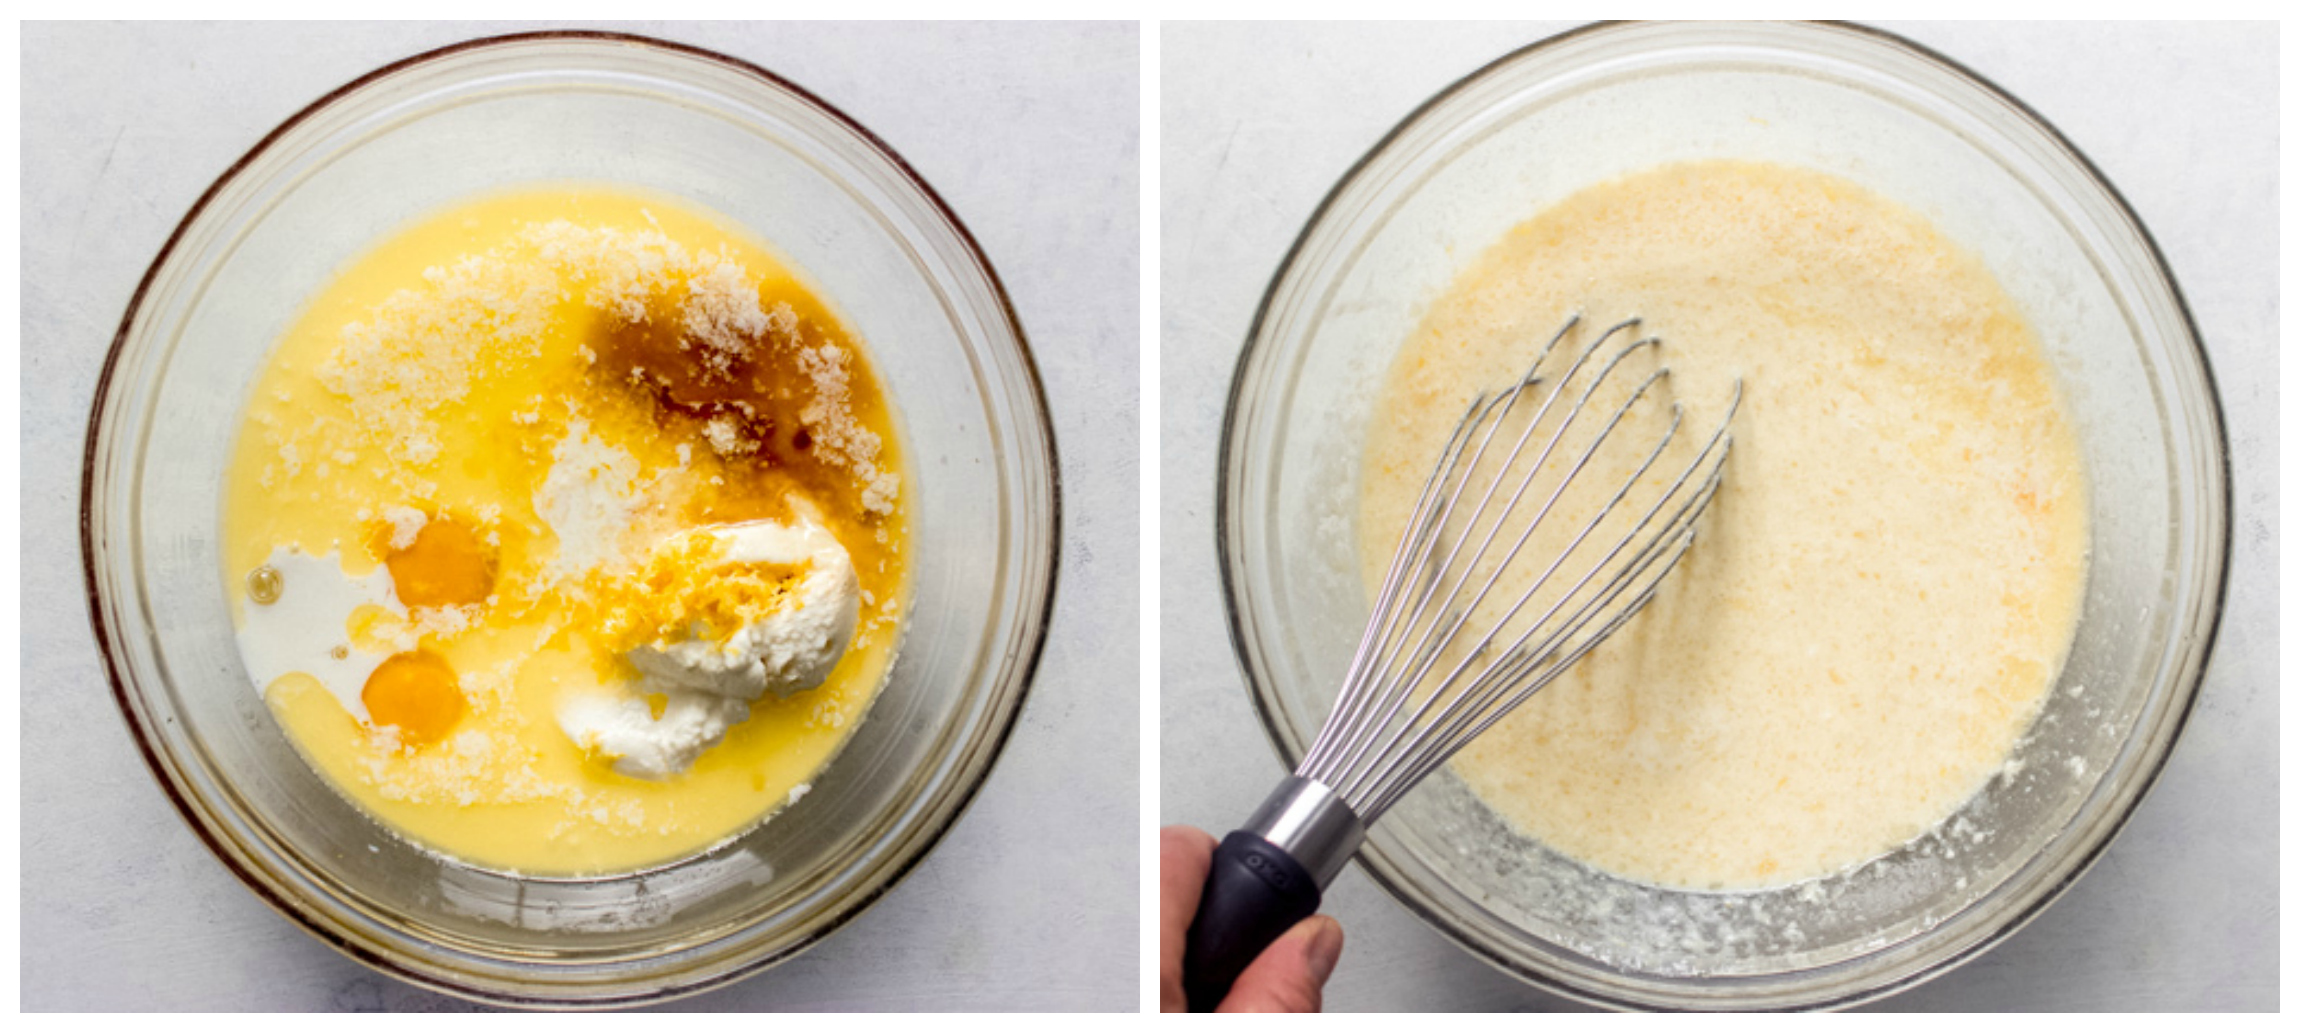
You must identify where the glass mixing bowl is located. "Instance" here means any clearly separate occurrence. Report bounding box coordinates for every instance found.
[1219,21,2227,1010]
[82,32,1059,1007]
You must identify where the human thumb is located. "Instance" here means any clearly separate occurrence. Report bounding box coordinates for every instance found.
[1216,914,1345,1013]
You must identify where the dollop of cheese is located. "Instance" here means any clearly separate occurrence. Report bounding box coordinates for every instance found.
[558,519,860,779]
[556,692,754,782]
[624,520,861,700]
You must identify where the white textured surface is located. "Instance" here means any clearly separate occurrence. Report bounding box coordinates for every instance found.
[1159,21,2276,1011]
[22,21,1139,1012]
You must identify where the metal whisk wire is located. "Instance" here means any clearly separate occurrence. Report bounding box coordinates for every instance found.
[1182,313,1738,1012]
[1300,315,1739,824]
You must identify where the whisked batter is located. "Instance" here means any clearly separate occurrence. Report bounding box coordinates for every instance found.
[1359,161,2087,890]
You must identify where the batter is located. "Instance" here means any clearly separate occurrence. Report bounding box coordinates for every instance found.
[1359,161,2087,891]
[223,187,909,875]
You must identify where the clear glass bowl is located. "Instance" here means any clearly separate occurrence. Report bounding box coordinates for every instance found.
[82,32,1059,1007]
[1219,21,2227,1010]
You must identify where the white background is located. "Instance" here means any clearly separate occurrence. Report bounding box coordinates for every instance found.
[20,21,1140,1011]
[1159,21,2277,1011]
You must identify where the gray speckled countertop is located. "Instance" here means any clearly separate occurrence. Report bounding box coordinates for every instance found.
[1159,21,2277,1011]
[22,21,1139,1012]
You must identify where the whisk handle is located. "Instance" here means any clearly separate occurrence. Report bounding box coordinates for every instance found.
[1182,831,1324,1012]
[1183,776,1366,1010]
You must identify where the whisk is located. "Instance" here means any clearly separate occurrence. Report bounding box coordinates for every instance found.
[1183,315,1740,1010]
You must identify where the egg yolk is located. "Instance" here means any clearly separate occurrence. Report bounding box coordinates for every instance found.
[383,518,493,608]
[363,650,466,747]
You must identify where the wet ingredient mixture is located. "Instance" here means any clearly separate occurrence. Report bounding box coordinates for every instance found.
[224,187,909,875]
[1359,161,2087,890]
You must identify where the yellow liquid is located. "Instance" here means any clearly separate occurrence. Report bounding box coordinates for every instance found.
[223,187,909,875]
[1360,162,2087,889]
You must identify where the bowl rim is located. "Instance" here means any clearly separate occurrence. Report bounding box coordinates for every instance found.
[80,28,1063,1008]
[1215,18,2230,1011]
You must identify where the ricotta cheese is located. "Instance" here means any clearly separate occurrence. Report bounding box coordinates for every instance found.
[559,519,862,780]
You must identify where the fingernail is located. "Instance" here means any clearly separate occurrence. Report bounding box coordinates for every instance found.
[1305,916,1344,984]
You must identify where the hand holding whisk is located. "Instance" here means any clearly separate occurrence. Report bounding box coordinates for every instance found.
[1183,315,1740,1010]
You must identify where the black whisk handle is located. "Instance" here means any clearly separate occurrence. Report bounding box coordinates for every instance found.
[1182,831,1323,1012]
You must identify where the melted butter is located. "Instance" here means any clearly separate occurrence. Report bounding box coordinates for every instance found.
[223,187,908,875]
[1360,161,2087,890]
